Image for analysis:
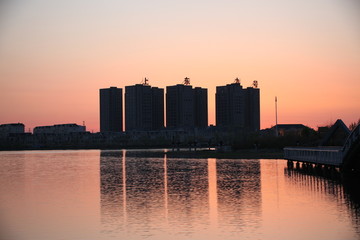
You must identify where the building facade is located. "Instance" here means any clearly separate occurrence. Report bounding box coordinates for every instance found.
[100,87,123,132]
[0,123,25,139]
[244,87,260,132]
[166,84,208,129]
[216,82,260,131]
[125,84,164,131]
[33,124,86,134]
[151,87,165,130]
[216,83,245,128]
[194,87,208,128]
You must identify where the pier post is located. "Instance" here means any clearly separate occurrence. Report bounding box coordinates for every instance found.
[287,160,294,169]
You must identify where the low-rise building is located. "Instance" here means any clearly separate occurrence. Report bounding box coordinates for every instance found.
[33,124,86,134]
[0,123,25,139]
[272,124,307,136]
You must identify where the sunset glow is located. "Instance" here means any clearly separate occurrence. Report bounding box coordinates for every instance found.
[0,0,359,132]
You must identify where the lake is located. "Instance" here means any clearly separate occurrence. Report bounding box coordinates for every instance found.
[0,150,359,240]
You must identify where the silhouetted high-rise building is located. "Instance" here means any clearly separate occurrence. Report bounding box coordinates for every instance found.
[194,87,208,128]
[244,86,260,132]
[125,84,164,131]
[100,87,123,132]
[166,83,208,129]
[216,81,260,131]
[216,83,245,128]
[166,84,194,129]
[151,87,165,130]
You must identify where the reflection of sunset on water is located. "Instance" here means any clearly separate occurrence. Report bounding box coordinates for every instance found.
[0,150,358,239]
[208,158,218,228]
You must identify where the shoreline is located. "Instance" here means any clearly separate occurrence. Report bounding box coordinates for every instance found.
[0,147,284,159]
[166,149,283,159]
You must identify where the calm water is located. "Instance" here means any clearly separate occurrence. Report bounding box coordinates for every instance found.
[0,150,359,240]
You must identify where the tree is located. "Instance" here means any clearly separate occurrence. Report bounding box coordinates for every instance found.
[349,119,360,131]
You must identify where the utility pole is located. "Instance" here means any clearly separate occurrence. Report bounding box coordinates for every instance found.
[275,96,278,137]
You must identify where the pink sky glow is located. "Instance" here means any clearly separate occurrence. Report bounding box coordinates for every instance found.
[0,0,359,132]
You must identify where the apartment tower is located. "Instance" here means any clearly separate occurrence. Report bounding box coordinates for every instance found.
[216,80,260,131]
[166,79,208,129]
[125,83,164,131]
[100,87,123,132]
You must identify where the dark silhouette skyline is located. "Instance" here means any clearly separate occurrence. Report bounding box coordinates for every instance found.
[100,80,259,133]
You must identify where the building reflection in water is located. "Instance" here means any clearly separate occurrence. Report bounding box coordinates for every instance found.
[100,150,262,238]
[100,150,169,237]
[216,159,261,233]
[284,165,360,235]
[100,150,126,233]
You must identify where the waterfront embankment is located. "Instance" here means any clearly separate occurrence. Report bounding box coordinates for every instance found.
[125,148,284,159]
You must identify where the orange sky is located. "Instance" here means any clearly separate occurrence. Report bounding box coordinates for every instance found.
[0,0,359,132]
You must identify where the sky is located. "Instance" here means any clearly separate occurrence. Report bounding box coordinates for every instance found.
[0,0,359,133]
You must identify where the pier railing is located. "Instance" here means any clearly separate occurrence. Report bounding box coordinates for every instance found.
[284,123,360,169]
[284,147,343,166]
[342,123,360,158]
